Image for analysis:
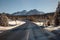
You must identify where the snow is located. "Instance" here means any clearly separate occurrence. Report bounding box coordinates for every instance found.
[12,9,44,16]
[44,26,60,31]
[0,20,26,33]
[33,22,60,32]
[8,20,25,25]
[33,22,44,26]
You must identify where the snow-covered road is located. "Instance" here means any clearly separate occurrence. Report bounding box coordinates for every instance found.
[0,21,56,40]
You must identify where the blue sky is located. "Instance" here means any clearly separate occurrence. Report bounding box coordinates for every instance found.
[0,0,59,14]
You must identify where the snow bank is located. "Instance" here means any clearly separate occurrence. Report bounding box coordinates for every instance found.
[44,26,60,31]
[0,20,26,31]
[33,22,44,26]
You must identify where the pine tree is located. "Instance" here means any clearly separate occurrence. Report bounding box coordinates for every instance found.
[54,2,60,26]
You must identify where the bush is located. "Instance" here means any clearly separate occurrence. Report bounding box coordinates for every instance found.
[0,14,9,26]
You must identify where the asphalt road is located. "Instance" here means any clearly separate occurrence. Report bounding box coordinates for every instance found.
[0,21,56,40]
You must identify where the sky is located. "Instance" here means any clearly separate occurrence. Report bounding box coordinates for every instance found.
[0,0,59,14]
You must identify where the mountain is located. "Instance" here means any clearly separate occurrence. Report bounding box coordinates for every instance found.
[26,9,44,15]
[13,10,27,15]
[12,9,44,16]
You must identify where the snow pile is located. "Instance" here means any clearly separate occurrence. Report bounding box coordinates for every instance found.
[8,20,26,25]
[33,22,44,26]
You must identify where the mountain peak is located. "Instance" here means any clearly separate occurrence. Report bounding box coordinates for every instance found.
[12,9,44,15]
[29,9,39,12]
[26,9,44,15]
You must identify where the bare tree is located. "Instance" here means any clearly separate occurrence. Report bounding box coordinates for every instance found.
[0,13,9,26]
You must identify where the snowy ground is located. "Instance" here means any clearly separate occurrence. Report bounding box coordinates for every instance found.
[33,22,60,32]
[8,20,26,26]
[33,22,44,26]
[44,26,60,31]
[0,20,26,33]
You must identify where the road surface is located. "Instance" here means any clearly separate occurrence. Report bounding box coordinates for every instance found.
[0,21,56,40]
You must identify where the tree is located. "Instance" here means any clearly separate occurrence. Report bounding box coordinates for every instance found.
[0,13,9,26]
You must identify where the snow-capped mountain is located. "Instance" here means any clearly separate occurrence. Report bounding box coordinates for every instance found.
[13,10,27,15]
[26,9,44,15]
[12,9,44,15]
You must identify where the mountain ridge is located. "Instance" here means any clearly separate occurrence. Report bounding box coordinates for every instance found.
[12,9,45,15]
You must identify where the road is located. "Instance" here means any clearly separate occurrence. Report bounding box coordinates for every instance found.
[0,21,56,40]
